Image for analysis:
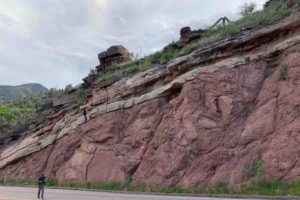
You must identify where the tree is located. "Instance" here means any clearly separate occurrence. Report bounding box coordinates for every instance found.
[64,84,73,93]
[240,2,256,17]
[47,88,63,98]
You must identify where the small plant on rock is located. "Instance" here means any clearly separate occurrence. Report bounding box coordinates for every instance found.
[76,87,87,105]
[243,160,265,178]
[209,180,230,194]
[279,65,288,81]
[240,2,256,17]
[265,68,274,78]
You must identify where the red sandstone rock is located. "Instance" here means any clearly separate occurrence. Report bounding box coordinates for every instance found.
[179,27,203,48]
[97,45,131,71]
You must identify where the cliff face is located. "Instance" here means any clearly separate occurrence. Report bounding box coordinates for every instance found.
[1,12,300,188]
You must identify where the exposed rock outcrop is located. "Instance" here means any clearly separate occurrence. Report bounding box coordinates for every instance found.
[179,27,203,48]
[2,11,300,189]
[96,45,131,71]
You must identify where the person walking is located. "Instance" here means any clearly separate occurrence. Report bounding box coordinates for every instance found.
[37,174,46,199]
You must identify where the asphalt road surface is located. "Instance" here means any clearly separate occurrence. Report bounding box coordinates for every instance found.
[0,186,265,200]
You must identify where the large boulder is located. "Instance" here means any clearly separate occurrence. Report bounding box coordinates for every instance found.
[179,27,203,48]
[96,45,131,71]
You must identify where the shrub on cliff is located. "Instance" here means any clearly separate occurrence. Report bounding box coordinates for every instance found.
[240,2,256,17]
[76,87,87,105]
[64,84,73,93]
[279,65,288,81]
[47,88,64,98]
[0,97,44,131]
[94,41,179,83]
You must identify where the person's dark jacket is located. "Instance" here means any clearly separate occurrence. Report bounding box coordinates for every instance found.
[38,175,46,186]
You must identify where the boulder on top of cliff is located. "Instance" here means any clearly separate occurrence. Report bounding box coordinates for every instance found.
[96,45,131,71]
[178,27,203,48]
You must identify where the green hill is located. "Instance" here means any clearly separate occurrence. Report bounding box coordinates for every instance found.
[0,83,48,102]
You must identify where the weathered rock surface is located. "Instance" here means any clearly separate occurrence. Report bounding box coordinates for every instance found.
[2,12,300,189]
[179,27,203,48]
[97,45,131,71]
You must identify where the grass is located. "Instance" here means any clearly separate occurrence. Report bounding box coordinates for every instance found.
[2,178,300,196]
[243,160,265,178]
[86,2,300,85]
[64,182,123,190]
[179,2,300,56]
[0,179,36,186]
[238,180,300,196]
[150,186,191,194]
[90,41,180,83]
[208,181,230,195]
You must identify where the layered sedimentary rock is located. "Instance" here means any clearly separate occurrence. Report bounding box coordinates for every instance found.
[96,45,131,71]
[2,12,300,188]
[179,27,203,48]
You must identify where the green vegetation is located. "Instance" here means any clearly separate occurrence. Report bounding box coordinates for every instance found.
[64,84,73,93]
[279,65,288,81]
[2,178,300,196]
[65,182,124,191]
[0,83,48,102]
[85,2,300,85]
[75,87,87,105]
[208,180,230,194]
[243,160,265,178]
[0,84,88,133]
[47,88,65,98]
[206,180,300,196]
[179,2,299,56]
[92,41,179,83]
[48,84,87,106]
[150,186,191,194]
[0,179,36,186]
[265,67,274,78]
[240,2,256,17]
[239,180,289,196]
[0,96,48,132]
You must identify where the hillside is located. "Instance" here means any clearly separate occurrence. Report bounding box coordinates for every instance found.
[0,83,48,102]
[1,0,300,194]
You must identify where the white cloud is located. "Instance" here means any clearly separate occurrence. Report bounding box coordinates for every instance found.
[93,0,107,9]
[0,0,267,88]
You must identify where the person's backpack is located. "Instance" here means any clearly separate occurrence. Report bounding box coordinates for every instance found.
[38,176,46,185]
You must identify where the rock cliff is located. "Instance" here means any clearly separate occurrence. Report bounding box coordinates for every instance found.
[1,11,300,189]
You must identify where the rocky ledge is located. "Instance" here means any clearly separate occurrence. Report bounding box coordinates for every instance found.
[1,12,300,188]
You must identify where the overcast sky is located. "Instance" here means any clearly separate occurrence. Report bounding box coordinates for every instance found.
[0,0,266,89]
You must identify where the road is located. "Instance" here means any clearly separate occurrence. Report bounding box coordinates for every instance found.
[0,186,265,200]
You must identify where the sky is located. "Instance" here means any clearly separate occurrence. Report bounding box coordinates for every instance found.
[0,0,266,89]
